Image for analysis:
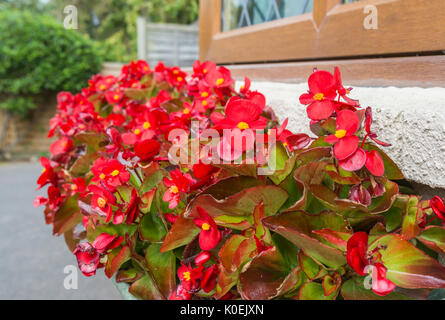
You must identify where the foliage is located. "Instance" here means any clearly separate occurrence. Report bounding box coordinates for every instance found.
[35,59,445,300]
[0,9,102,117]
[46,0,199,62]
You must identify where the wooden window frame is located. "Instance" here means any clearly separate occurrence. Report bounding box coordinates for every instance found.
[199,0,445,87]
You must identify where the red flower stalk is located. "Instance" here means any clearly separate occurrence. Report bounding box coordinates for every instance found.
[193,207,221,251]
[430,196,445,221]
[299,70,337,120]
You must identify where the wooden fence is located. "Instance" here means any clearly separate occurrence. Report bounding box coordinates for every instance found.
[137,17,199,68]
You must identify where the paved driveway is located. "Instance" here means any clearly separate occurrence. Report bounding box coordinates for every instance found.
[0,162,121,300]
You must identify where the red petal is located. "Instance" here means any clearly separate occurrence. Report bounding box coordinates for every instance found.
[365,150,385,176]
[334,135,359,160]
[225,98,262,123]
[430,196,445,221]
[371,263,396,296]
[308,70,336,94]
[299,93,314,105]
[336,110,359,135]
[199,228,221,251]
[306,100,335,121]
[338,148,366,172]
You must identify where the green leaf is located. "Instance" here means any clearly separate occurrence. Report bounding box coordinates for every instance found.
[128,275,164,300]
[429,289,445,300]
[369,234,445,289]
[401,196,421,240]
[417,226,445,254]
[299,251,324,280]
[105,246,131,278]
[297,282,337,300]
[238,248,289,300]
[263,211,347,268]
[266,142,295,185]
[272,233,300,270]
[145,243,176,298]
[341,278,411,300]
[325,164,361,185]
[160,213,200,252]
[219,234,248,272]
[139,212,167,242]
[53,195,82,236]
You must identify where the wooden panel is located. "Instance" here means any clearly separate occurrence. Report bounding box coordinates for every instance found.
[225,55,445,88]
[199,0,222,61]
[201,0,445,64]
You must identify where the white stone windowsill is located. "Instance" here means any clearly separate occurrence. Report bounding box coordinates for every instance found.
[244,81,445,189]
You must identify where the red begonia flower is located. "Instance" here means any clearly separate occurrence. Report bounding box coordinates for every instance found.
[33,195,48,207]
[92,233,123,254]
[334,67,359,106]
[193,60,217,79]
[36,157,56,190]
[105,91,124,105]
[134,139,160,161]
[195,251,212,266]
[299,70,337,120]
[204,66,234,89]
[430,196,445,221]
[50,137,73,156]
[169,284,192,300]
[338,147,367,172]
[124,188,141,225]
[348,184,372,206]
[193,207,221,251]
[73,242,100,277]
[91,157,130,190]
[326,110,360,160]
[162,168,193,209]
[89,184,117,223]
[346,232,369,276]
[365,150,385,176]
[177,264,203,292]
[371,263,396,296]
[201,264,219,293]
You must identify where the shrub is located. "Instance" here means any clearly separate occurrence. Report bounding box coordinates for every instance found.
[0,9,102,117]
[35,60,445,300]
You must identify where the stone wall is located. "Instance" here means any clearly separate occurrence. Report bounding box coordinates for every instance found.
[245,81,445,196]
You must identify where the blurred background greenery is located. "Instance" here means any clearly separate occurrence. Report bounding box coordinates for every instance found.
[0,0,199,118]
[0,0,199,62]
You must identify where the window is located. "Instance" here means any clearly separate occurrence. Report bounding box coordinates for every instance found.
[199,0,445,86]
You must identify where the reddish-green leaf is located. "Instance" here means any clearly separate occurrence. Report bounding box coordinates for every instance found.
[322,273,341,296]
[53,195,82,236]
[369,234,445,289]
[145,243,176,298]
[341,278,411,300]
[105,246,131,278]
[297,282,337,300]
[263,211,347,268]
[417,226,445,254]
[128,275,164,300]
[160,214,199,252]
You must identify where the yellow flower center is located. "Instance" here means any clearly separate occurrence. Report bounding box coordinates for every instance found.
[99,85,106,90]
[335,129,347,139]
[183,108,190,115]
[111,170,120,177]
[177,77,183,82]
[313,93,325,101]
[97,197,106,208]
[183,271,191,281]
[114,94,120,100]
[202,223,211,231]
[134,129,141,135]
[170,185,179,194]
[99,173,106,180]
[42,168,47,173]
[283,142,288,147]
[173,70,179,75]
[202,100,208,107]
[72,185,78,191]
[201,92,209,98]
[216,78,224,86]
[203,69,207,74]
[143,122,151,129]
[237,122,250,130]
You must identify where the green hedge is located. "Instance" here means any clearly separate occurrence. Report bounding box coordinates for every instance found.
[0,10,103,117]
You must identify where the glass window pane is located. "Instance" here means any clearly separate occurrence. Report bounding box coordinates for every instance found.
[221,0,313,32]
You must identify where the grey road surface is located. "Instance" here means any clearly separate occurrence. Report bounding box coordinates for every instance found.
[0,162,122,300]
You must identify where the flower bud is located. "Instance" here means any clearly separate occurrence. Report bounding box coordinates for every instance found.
[195,251,211,265]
